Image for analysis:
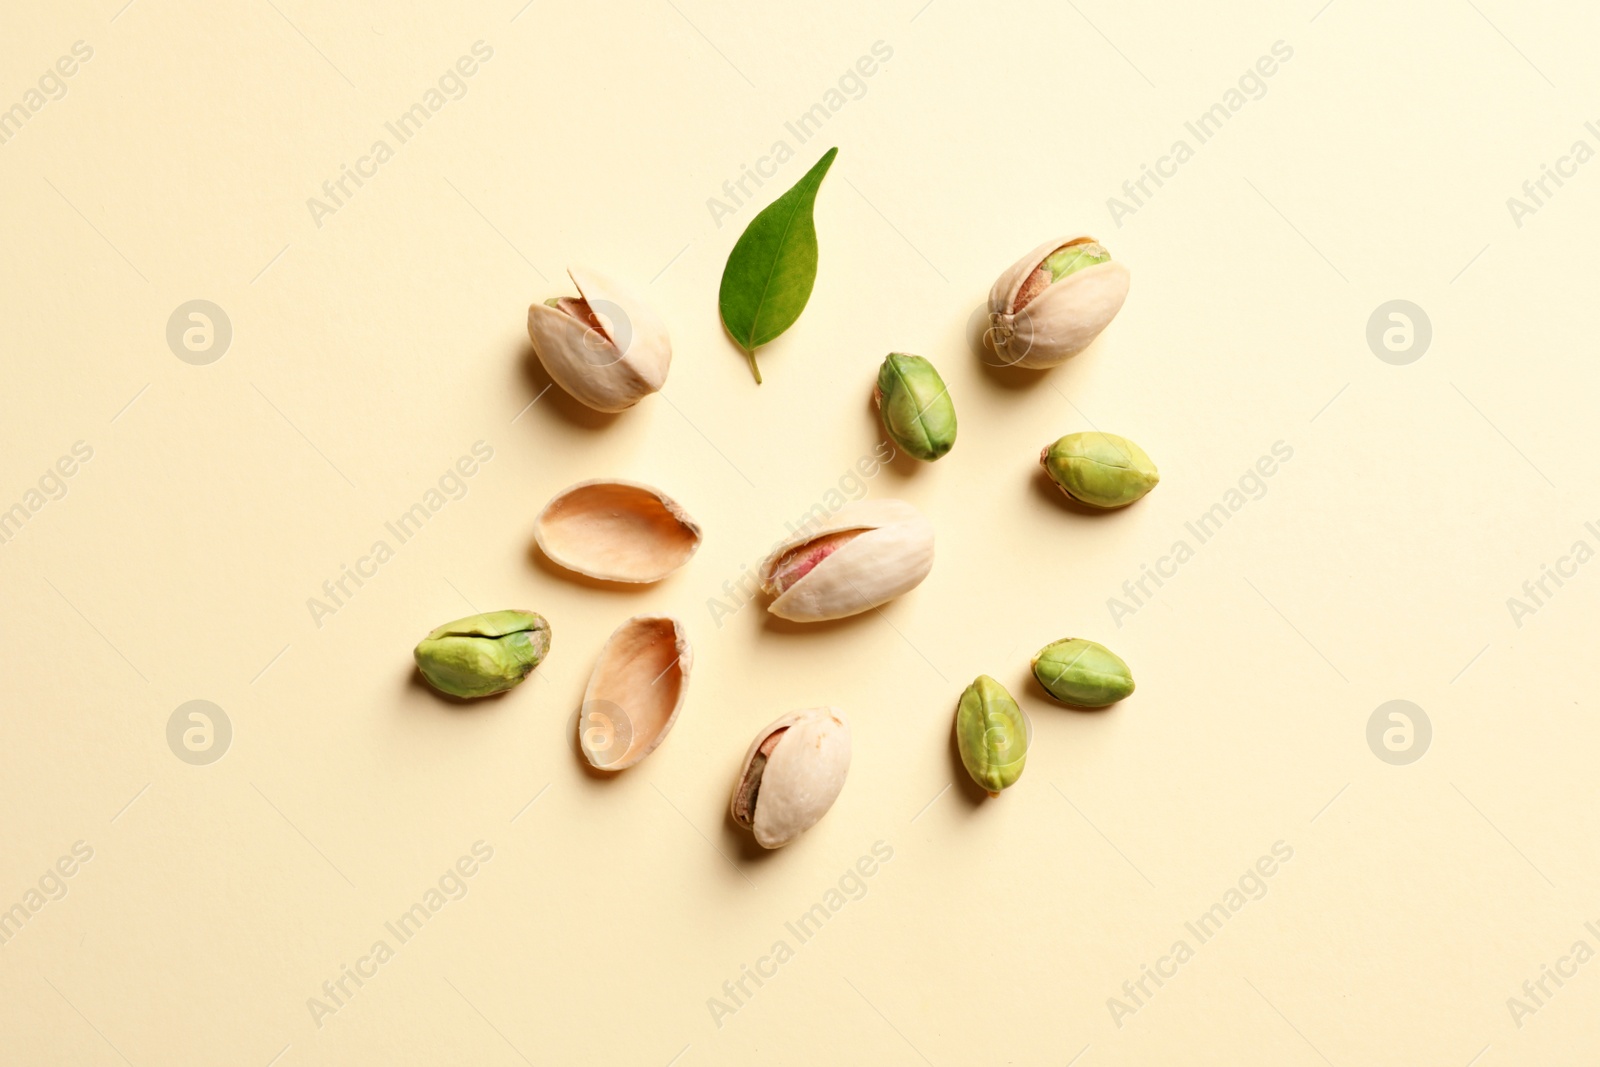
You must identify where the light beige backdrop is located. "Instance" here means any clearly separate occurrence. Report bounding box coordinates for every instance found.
[3,0,1597,1063]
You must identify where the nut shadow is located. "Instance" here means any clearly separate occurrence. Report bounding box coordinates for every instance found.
[862,394,922,479]
[965,299,1046,392]
[723,805,789,864]
[518,340,622,431]
[1031,466,1142,517]
[946,722,993,808]
[884,446,923,479]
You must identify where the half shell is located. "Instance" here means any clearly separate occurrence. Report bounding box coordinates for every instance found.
[578,615,691,770]
[757,499,934,622]
[731,707,851,848]
[527,265,672,412]
[535,479,701,584]
[986,235,1130,369]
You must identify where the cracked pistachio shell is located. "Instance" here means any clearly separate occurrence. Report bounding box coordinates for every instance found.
[955,675,1027,796]
[578,615,691,770]
[1032,638,1134,707]
[731,707,851,848]
[757,499,935,622]
[526,266,671,412]
[1041,432,1159,509]
[534,479,701,584]
[986,235,1130,368]
[874,353,956,462]
[414,610,551,699]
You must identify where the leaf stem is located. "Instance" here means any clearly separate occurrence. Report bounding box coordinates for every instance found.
[745,349,763,384]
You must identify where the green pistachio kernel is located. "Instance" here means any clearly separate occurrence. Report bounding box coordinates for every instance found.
[955,675,1028,796]
[414,610,551,699]
[1041,431,1159,509]
[1032,638,1134,707]
[1043,241,1111,281]
[875,352,957,462]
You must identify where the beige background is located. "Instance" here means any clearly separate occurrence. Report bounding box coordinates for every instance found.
[3,0,1598,1063]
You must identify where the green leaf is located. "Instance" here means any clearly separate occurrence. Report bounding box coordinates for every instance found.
[718,147,838,383]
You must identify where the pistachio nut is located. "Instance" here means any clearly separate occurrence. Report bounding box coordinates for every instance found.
[414,610,551,699]
[534,479,701,584]
[986,235,1130,368]
[874,353,957,462]
[579,615,691,770]
[731,707,851,848]
[758,499,935,622]
[955,675,1028,796]
[526,266,671,412]
[1041,431,1159,508]
[1032,638,1134,707]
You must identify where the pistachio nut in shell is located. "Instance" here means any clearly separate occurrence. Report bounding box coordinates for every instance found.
[874,353,957,462]
[414,610,551,699]
[757,499,934,622]
[579,615,691,770]
[986,235,1130,369]
[1032,638,1134,708]
[731,707,851,848]
[1041,432,1159,509]
[526,265,671,412]
[954,675,1027,796]
[534,479,701,584]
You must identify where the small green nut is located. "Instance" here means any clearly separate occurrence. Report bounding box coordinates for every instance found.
[1032,638,1134,707]
[414,610,551,699]
[1041,431,1159,509]
[954,675,1028,796]
[875,353,957,462]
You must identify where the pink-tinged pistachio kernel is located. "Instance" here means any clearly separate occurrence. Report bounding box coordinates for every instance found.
[765,529,864,594]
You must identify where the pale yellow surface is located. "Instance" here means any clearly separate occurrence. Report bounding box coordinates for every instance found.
[3,1,1598,1064]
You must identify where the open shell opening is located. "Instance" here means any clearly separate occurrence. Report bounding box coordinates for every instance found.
[761,529,866,595]
[535,480,701,584]
[579,615,691,771]
[755,499,935,622]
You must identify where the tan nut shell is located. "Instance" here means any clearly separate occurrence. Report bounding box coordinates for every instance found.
[579,615,691,771]
[986,235,1130,369]
[731,707,851,848]
[527,265,672,412]
[535,479,701,584]
[757,499,935,622]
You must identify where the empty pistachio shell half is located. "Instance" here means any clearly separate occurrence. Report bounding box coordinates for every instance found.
[731,707,851,848]
[986,235,1130,368]
[414,610,551,699]
[757,499,935,622]
[1041,432,1159,509]
[874,353,957,461]
[578,615,691,770]
[955,675,1027,796]
[535,479,701,583]
[1032,638,1134,707]
[527,265,671,412]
